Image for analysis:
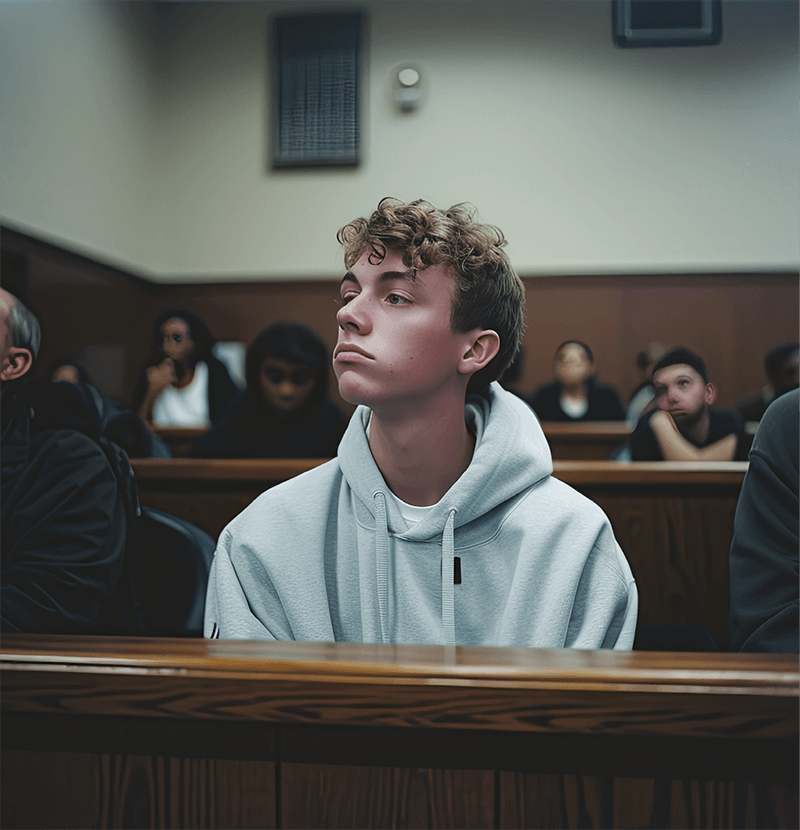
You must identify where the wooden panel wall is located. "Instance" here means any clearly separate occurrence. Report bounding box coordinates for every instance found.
[3,228,797,412]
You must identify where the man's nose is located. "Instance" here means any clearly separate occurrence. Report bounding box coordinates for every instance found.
[337,296,371,333]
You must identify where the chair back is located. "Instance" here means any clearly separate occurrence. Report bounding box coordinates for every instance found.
[136,507,215,636]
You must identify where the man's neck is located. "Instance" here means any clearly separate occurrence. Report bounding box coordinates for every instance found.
[560,381,587,400]
[368,395,475,507]
[678,407,711,446]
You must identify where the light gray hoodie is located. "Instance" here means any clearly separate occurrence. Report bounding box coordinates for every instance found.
[204,383,638,648]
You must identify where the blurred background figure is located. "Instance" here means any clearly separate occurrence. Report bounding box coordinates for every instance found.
[191,320,347,458]
[44,357,170,458]
[131,309,238,428]
[530,340,624,422]
[626,341,665,426]
[736,342,799,422]
[629,346,750,462]
[48,358,92,385]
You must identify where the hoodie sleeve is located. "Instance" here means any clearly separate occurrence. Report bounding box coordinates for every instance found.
[564,523,638,651]
[204,526,287,640]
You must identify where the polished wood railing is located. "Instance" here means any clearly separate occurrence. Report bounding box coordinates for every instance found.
[153,422,636,460]
[1,635,797,829]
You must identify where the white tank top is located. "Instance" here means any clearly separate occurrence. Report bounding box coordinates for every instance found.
[152,360,211,427]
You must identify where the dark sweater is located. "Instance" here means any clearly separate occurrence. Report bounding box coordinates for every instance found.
[190,389,347,459]
[729,389,799,652]
[630,407,750,461]
[530,381,625,422]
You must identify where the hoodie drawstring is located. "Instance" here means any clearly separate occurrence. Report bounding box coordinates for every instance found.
[373,494,457,647]
[373,492,389,644]
[441,508,457,646]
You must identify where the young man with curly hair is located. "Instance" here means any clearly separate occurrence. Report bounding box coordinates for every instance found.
[205,198,637,648]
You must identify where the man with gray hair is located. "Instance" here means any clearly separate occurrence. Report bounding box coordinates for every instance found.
[0,287,39,387]
[1,288,130,633]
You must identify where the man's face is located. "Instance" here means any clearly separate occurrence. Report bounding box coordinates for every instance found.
[652,363,713,428]
[554,342,593,386]
[333,250,474,414]
[160,318,195,365]
[52,364,81,384]
[258,356,315,415]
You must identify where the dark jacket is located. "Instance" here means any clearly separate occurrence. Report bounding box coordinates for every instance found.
[1,385,132,633]
[729,389,799,652]
[530,380,625,422]
[130,355,238,424]
[630,407,751,461]
[190,389,347,459]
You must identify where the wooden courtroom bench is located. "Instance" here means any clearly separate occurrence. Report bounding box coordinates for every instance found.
[151,426,207,457]
[131,459,747,650]
[541,421,631,459]
[153,422,635,460]
[1,635,796,829]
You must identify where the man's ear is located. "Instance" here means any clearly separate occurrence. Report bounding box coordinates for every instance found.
[1,347,33,382]
[705,382,716,407]
[459,330,500,376]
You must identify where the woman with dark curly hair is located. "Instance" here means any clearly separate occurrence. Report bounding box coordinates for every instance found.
[131,309,237,428]
[190,321,346,458]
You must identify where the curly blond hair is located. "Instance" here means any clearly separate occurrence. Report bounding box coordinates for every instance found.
[337,197,525,392]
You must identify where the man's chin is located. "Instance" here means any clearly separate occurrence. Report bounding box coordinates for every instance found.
[671,409,703,433]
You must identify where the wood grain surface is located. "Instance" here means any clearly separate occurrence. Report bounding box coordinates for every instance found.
[2,636,796,739]
[2,637,796,829]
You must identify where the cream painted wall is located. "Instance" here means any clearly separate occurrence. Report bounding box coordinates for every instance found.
[0,0,158,272]
[1,0,798,281]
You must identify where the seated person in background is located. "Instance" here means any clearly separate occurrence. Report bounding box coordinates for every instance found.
[728,389,799,652]
[205,197,637,648]
[625,341,665,426]
[131,309,237,428]
[0,289,136,633]
[44,356,170,459]
[191,320,347,458]
[48,357,92,385]
[630,346,749,461]
[735,342,799,422]
[530,340,625,421]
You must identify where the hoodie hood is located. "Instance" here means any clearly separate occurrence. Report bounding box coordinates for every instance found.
[337,383,553,645]
[337,382,552,538]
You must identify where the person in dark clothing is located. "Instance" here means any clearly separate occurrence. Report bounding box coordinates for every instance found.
[530,340,625,421]
[191,321,347,459]
[728,389,798,652]
[630,346,750,461]
[43,357,171,458]
[131,309,237,428]
[0,289,132,634]
[735,342,799,422]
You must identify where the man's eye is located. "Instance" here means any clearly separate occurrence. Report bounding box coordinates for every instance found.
[340,293,357,305]
[386,294,409,305]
